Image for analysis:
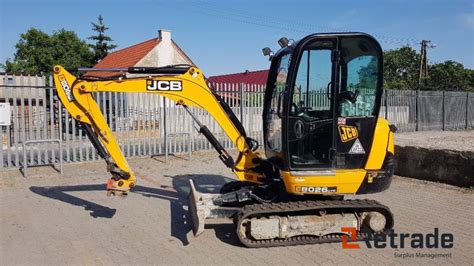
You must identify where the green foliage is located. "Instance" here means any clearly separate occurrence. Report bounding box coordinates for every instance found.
[383,46,473,91]
[383,46,421,90]
[357,56,377,89]
[88,15,117,64]
[3,28,52,74]
[427,61,473,91]
[2,28,93,76]
[51,29,94,70]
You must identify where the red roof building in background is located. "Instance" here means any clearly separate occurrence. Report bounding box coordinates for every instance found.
[208,69,269,91]
[85,29,195,109]
[88,38,161,78]
[206,69,269,102]
[86,29,194,78]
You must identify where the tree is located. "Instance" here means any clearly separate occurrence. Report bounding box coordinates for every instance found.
[382,46,473,91]
[88,15,117,64]
[357,56,378,89]
[427,61,473,91]
[2,28,93,76]
[383,46,421,90]
[51,29,94,70]
[466,69,474,90]
[3,28,52,74]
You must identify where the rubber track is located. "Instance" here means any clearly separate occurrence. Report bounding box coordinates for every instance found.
[236,199,394,248]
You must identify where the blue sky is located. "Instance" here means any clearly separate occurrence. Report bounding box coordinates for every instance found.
[1,0,473,75]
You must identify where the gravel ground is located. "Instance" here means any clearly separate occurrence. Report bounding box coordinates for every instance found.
[1,151,473,265]
[395,130,474,152]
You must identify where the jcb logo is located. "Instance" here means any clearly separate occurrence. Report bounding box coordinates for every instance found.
[58,74,73,102]
[338,125,358,142]
[146,80,182,91]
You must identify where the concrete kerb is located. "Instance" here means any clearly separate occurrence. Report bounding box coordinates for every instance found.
[394,145,473,187]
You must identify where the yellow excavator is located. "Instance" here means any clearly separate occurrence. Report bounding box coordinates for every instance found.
[53,32,395,248]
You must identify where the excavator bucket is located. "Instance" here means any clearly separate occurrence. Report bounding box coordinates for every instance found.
[188,179,239,236]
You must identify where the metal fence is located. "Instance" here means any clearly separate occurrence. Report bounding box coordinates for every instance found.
[0,75,472,170]
[0,79,265,169]
[381,89,473,132]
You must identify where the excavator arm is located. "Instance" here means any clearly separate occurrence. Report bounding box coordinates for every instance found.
[52,65,264,196]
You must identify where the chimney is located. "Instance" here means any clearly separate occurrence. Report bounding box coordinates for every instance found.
[156,29,173,66]
[158,29,171,44]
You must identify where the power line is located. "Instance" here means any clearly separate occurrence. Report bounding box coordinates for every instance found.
[170,0,423,46]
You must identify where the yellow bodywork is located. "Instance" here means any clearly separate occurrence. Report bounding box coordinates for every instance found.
[53,65,393,196]
[53,65,263,193]
[365,118,394,170]
[281,169,366,195]
[282,118,394,195]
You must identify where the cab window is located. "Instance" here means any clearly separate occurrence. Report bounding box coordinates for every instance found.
[266,53,290,152]
[339,39,379,117]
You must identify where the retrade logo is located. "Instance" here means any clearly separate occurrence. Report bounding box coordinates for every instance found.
[341,227,454,250]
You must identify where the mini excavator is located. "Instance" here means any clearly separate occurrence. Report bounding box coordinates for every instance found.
[53,32,396,248]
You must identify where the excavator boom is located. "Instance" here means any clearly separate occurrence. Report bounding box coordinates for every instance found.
[53,65,264,195]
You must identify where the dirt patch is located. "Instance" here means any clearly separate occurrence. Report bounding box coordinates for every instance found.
[1,153,473,265]
[395,130,474,152]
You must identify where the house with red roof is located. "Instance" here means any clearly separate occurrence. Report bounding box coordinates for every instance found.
[88,29,194,78]
[88,29,194,112]
[207,70,269,103]
[208,69,269,90]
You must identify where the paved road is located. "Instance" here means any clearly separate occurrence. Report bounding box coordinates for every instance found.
[1,151,473,265]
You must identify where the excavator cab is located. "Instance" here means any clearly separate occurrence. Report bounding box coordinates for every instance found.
[264,33,384,174]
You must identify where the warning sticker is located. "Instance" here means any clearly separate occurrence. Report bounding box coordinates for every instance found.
[349,139,365,154]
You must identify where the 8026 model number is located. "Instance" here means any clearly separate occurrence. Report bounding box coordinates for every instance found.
[296,186,337,193]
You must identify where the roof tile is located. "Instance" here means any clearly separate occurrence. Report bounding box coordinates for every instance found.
[208,69,269,88]
[86,38,160,78]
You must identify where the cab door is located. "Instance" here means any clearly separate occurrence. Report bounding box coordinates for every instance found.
[286,39,337,169]
[284,33,383,171]
[334,36,383,169]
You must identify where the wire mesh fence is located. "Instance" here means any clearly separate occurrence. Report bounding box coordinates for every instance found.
[380,89,473,132]
[0,73,472,169]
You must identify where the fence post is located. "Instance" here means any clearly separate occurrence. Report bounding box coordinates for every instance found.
[415,90,420,131]
[240,83,245,124]
[442,91,445,131]
[466,92,470,129]
[384,89,388,120]
[163,97,167,159]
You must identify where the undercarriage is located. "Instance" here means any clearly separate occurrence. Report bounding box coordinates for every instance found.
[188,180,394,248]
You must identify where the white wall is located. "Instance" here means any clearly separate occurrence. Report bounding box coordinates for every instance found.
[128,30,194,109]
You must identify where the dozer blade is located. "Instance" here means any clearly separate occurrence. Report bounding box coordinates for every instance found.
[188,179,240,237]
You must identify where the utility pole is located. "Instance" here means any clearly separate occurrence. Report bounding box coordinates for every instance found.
[416,40,436,131]
[418,40,436,87]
